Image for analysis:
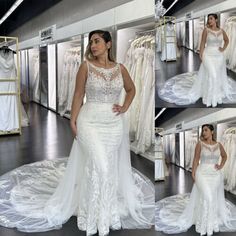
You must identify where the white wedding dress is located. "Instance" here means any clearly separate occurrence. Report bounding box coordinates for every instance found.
[156,141,236,236]
[0,61,154,235]
[158,28,236,107]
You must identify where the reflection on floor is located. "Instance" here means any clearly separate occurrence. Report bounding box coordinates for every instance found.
[155,164,236,236]
[0,103,155,236]
[155,47,236,108]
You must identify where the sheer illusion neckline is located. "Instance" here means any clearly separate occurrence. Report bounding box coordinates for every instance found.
[201,140,218,147]
[206,27,221,33]
[87,61,118,71]
[206,28,222,37]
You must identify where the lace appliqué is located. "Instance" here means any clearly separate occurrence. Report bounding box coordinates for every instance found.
[85,62,124,103]
[200,142,220,165]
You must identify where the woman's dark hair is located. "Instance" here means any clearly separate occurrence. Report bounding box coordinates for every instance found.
[207,13,219,28]
[201,124,216,141]
[85,30,115,62]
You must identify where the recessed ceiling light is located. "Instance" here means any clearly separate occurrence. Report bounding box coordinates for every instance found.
[155,108,166,120]
[0,0,24,25]
[164,0,178,15]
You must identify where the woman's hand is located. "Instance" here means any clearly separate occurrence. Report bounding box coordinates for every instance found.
[199,53,203,61]
[112,104,127,115]
[192,172,195,182]
[218,47,224,52]
[215,164,223,170]
[70,120,77,139]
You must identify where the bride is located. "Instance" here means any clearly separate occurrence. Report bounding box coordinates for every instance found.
[156,124,236,236]
[0,30,154,236]
[158,13,236,107]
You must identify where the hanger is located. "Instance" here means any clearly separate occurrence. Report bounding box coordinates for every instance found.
[224,127,236,134]
[0,45,16,54]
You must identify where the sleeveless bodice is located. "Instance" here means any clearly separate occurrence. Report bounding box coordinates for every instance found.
[0,51,16,78]
[85,61,123,103]
[200,141,220,164]
[206,28,223,48]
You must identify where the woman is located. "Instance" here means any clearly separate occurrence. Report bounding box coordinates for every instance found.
[156,124,236,236]
[0,30,154,236]
[158,14,236,107]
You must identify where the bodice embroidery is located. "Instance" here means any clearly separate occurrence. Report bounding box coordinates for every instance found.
[206,28,223,48]
[200,141,220,164]
[85,61,124,103]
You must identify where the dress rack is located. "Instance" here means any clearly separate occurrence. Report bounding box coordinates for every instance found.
[0,36,21,135]
[135,28,155,36]
[155,127,166,181]
[158,16,177,62]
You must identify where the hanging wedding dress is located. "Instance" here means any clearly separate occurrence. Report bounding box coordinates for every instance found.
[0,50,19,132]
[224,17,236,72]
[0,61,154,235]
[222,128,236,194]
[185,134,198,171]
[156,141,236,236]
[158,28,236,107]
[161,23,177,61]
[124,34,155,154]
[29,52,39,102]
[58,49,81,116]
[136,48,155,153]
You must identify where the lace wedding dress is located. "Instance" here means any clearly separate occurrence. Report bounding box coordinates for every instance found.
[158,28,236,107]
[156,141,236,236]
[0,61,154,235]
[0,50,19,131]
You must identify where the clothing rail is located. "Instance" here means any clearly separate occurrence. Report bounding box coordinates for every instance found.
[0,36,21,135]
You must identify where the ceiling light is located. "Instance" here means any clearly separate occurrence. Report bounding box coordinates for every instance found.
[0,0,24,25]
[164,0,178,15]
[155,108,166,120]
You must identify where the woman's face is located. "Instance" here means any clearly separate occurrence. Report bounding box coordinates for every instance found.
[202,126,213,140]
[89,33,111,57]
[208,15,217,27]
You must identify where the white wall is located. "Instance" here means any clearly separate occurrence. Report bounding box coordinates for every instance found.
[174,0,227,18]
[116,28,139,63]
[10,0,132,42]
[174,0,236,21]
[10,0,154,50]
[159,108,236,134]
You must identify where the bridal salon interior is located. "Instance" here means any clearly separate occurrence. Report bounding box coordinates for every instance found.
[155,107,236,236]
[155,0,236,108]
[0,0,156,235]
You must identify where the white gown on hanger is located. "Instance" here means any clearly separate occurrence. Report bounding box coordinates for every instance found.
[158,28,236,107]
[161,24,177,61]
[0,50,19,132]
[136,48,155,153]
[222,131,236,194]
[156,141,236,236]
[0,61,154,236]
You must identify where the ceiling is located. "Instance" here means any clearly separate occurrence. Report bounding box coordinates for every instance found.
[0,0,62,35]
[155,0,196,16]
[155,108,186,127]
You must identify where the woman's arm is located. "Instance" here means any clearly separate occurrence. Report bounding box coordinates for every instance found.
[219,29,229,52]
[199,28,207,60]
[192,141,201,181]
[113,64,135,115]
[215,143,227,170]
[70,62,87,137]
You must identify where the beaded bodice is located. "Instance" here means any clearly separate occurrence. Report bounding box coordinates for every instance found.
[206,28,223,48]
[200,141,220,164]
[85,61,124,103]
